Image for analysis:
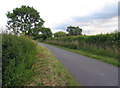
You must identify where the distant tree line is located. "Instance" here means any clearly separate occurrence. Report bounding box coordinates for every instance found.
[54,26,82,37]
[6,5,83,40]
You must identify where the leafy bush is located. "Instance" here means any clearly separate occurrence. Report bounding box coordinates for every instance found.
[44,32,120,59]
[2,33,38,86]
[54,31,67,37]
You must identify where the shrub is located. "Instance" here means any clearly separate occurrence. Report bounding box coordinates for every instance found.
[44,32,120,59]
[2,33,38,86]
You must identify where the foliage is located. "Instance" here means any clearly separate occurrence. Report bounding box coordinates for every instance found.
[41,27,52,39]
[34,27,52,40]
[2,33,38,86]
[66,26,82,36]
[54,31,67,37]
[6,5,53,41]
[44,32,120,59]
[6,5,44,36]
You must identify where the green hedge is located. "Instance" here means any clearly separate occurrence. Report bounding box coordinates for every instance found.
[2,34,38,86]
[44,32,120,59]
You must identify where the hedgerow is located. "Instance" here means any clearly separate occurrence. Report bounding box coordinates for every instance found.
[2,34,38,86]
[44,32,120,59]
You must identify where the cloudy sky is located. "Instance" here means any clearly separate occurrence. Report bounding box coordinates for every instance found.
[0,0,119,35]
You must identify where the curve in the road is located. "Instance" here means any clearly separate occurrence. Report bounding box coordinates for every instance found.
[38,42,118,86]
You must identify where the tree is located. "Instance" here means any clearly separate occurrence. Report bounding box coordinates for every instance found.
[33,27,52,40]
[66,26,82,36]
[40,27,52,39]
[6,5,44,36]
[54,31,66,37]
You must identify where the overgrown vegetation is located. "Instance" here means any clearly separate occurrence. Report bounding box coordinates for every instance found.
[43,32,120,66]
[2,33,38,86]
[2,34,79,86]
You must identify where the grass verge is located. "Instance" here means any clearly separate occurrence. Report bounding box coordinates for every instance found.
[27,43,80,86]
[42,42,119,67]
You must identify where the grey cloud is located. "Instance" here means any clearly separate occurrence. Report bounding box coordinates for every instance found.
[53,3,118,32]
[74,3,117,22]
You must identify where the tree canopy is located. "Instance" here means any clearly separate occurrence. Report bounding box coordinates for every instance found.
[54,31,66,37]
[6,5,44,36]
[66,26,82,36]
[33,27,52,40]
[41,27,52,38]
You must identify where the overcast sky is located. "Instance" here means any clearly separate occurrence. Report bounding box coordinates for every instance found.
[0,0,119,35]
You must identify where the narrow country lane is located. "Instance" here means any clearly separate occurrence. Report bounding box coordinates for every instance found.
[38,42,118,86]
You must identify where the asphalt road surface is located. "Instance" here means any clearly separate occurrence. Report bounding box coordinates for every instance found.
[38,42,118,86]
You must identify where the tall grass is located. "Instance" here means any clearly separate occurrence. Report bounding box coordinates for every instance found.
[2,33,38,86]
[43,32,120,59]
